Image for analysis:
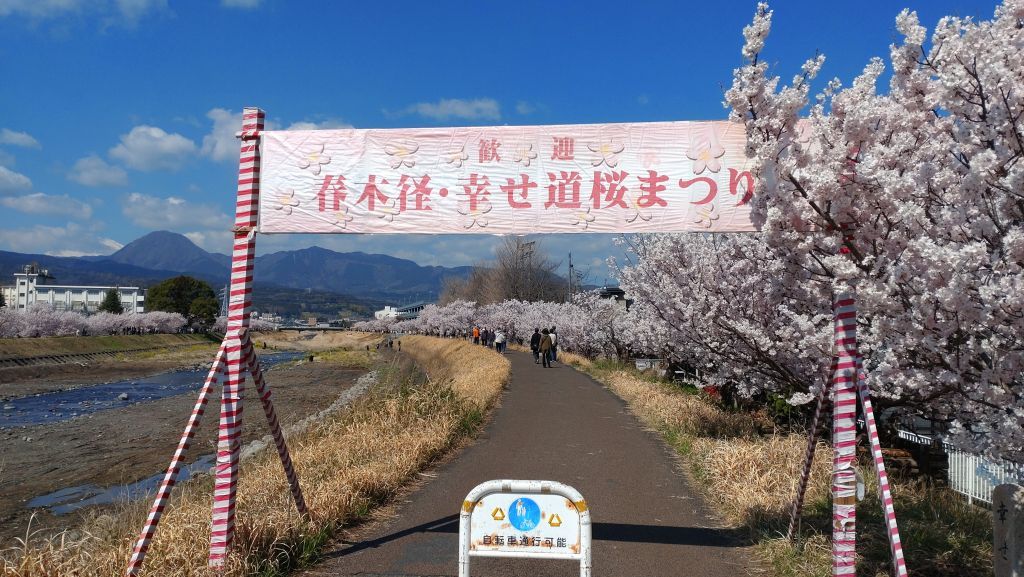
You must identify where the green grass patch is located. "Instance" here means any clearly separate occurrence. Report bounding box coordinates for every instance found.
[312,348,377,370]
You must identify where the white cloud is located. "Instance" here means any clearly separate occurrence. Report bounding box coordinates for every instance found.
[515,101,535,115]
[105,0,167,27]
[68,155,128,187]
[0,0,164,26]
[0,0,83,19]
[0,128,41,148]
[0,222,120,256]
[388,98,501,121]
[221,0,261,8]
[202,109,352,162]
[109,125,197,171]
[0,192,92,219]
[184,230,232,253]
[122,192,229,229]
[285,119,352,130]
[0,165,32,194]
[99,237,124,251]
[200,108,240,162]
[115,0,165,20]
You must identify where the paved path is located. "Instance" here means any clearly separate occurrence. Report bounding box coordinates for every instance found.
[304,351,755,577]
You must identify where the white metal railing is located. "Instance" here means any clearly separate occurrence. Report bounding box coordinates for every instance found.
[896,429,934,445]
[896,428,1024,505]
[944,445,1024,505]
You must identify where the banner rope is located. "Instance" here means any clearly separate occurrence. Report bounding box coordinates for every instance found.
[857,357,909,577]
[244,337,308,515]
[786,358,835,541]
[125,344,227,575]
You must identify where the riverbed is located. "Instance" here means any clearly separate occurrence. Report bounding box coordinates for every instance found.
[0,351,304,428]
[0,353,368,544]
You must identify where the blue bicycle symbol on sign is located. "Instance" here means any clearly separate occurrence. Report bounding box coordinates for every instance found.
[508,497,541,531]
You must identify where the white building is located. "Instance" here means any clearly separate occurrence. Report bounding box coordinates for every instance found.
[374,301,426,321]
[1,264,146,314]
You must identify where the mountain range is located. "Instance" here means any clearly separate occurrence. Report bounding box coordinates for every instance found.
[0,231,473,317]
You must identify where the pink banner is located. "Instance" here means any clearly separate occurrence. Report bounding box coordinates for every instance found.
[257,121,758,234]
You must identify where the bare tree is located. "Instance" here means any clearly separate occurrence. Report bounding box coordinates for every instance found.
[439,238,568,304]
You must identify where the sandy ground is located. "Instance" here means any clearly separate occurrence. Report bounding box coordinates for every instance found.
[0,331,378,544]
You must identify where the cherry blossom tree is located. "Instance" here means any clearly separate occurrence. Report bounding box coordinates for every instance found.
[723,1,1024,459]
[0,307,187,338]
[616,234,833,402]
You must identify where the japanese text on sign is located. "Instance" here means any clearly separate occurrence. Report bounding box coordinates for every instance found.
[470,494,582,556]
[258,121,758,234]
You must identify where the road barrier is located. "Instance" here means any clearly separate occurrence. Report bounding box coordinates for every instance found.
[459,480,592,577]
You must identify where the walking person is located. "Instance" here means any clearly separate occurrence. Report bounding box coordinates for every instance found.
[494,328,506,354]
[549,327,558,363]
[529,328,541,363]
[539,328,553,368]
[472,325,480,345]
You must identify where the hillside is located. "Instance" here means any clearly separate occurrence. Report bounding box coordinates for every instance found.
[109,231,230,277]
[0,232,471,315]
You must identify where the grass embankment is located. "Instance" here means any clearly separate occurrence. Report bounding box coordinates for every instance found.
[561,353,993,577]
[2,335,509,576]
[0,334,217,359]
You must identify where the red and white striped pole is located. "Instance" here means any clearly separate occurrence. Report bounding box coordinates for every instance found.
[125,344,227,575]
[786,358,835,541]
[243,338,308,515]
[857,358,908,576]
[209,107,264,567]
[832,293,859,576]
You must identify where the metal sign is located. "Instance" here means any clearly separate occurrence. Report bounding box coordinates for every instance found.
[459,480,592,577]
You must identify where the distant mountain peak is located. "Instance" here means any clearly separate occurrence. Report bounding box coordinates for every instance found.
[110,231,230,276]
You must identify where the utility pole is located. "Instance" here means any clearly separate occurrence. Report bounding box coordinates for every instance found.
[516,240,535,301]
[568,252,574,302]
[219,284,228,317]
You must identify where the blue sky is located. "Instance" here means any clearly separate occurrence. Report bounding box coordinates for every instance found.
[0,0,998,280]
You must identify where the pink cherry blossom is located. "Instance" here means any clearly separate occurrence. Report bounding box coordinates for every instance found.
[297,144,331,175]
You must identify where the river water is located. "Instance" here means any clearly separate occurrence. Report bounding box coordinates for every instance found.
[26,454,219,515]
[0,351,305,429]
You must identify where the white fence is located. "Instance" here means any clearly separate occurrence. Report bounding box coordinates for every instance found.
[945,446,1024,505]
[897,429,1024,505]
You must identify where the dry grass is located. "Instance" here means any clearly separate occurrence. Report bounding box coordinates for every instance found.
[0,334,215,358]
[569,357,993,577]
[598,369,761,440]
[688,436,831,527]
[252,331,378,353]
[399,335,509,411]
[0,336,509,576]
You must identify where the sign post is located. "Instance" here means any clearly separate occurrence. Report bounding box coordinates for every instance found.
[459,480,592,577]
[125,108,308,575]
[831,294,859,577]
[993,484,1023,577]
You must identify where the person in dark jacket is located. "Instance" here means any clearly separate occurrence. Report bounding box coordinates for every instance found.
[539,328,553,368]
[529,328,541,363]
